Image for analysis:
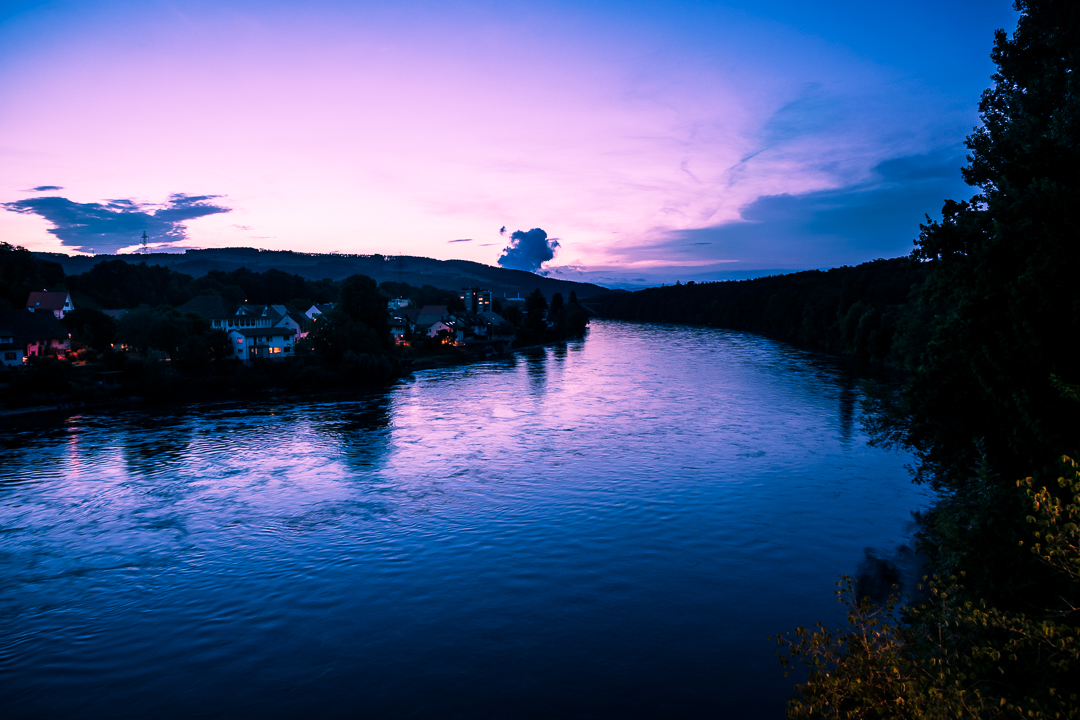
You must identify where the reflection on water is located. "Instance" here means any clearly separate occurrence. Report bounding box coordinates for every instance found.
[0,320,927,719]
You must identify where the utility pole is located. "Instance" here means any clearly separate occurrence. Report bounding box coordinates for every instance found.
[141,231,149,254]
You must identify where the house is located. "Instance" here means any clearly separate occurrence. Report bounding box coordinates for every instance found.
[387,297,411,310]
[26,291,74,319]
[0,327,21,366]
[0,309,70,361]
[481,311,516,349]
[305,303,335,320]
[415,305,448,333]
[228,326,296,361]
[388,315,411,344]
[179,295,272,331]
[268,305,309,338]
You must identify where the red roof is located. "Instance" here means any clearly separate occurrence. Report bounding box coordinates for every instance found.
[26,291,70,312]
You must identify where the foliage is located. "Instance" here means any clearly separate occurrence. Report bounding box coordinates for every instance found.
[65,259,199,308]
[378,281,465,312]
[522,287,548,339]
[61,258,339,310]
[777,457,1080,719]
[594,258,925,363]
[0,242,64,311]
[116,305,212,359]
[304,312,384,365]
[61,307,117,353]
[547,290,589,339]
[865,0,1080,602]
[337,274,390,348]
[300,274,394,376]
[195,267,337,307]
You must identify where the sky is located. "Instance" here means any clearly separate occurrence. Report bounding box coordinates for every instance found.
[0,0,1019,285]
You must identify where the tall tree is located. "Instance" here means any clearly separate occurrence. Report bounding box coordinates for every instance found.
[873,0,1080,600]
[0,242,64,310]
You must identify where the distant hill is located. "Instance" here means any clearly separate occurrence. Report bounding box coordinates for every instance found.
[33,248,619,300]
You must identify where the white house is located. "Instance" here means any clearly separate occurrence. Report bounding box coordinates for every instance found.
[0,330,21,366]
[269,305,308,338]
[228,326,295,361]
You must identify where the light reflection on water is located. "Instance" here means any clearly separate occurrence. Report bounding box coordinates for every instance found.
[0,320,927,719]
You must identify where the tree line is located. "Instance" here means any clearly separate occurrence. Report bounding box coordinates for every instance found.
[593,257,926,364]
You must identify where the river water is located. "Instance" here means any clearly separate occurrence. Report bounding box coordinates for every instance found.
[0,320,927,719]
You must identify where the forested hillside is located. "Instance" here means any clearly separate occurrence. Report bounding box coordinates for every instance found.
[32,247,615,301]
[593,257,926,364]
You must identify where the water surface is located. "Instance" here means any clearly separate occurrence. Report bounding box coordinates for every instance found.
[0,320,927,718]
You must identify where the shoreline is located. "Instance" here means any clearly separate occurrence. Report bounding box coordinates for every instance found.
[0,336,585,424]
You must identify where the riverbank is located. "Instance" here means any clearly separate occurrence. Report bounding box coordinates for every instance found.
[0,335,586,422]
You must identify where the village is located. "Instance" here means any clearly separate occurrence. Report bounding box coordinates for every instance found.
[0,286,544,367]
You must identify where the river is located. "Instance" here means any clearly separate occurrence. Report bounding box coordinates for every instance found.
[0,319,928,719]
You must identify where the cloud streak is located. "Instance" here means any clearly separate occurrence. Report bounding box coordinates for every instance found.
[613,149,970,269]
[1,193,231,253]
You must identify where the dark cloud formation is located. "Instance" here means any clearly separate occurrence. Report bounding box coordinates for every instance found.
[29,185,63,192]
[497,228,559,273]
[1,193,231,253]
[625,148,970,269]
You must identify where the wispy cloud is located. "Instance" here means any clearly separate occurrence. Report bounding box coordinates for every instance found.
[610,149,970,269]
[1,193,230,253]
[27,185,64,192]
[448,238,472,243]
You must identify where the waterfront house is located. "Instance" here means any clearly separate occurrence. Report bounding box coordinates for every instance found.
[389,316,410,345]
[228,326,295,361]
[481,311,516,350]
[0,309,70,360]
[415,305,448,335]
[0,327,21,366]
[268,305,308,338]
[179,296,278,331]
[25,291,74,319]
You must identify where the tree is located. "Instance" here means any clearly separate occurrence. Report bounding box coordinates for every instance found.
[869,0,1080,601]
[61,307,117,353]
[523,287,548,339]
[0,242,64,310]
[777,456,1080,719]
[338,274,390,349]
[115,305,211,358]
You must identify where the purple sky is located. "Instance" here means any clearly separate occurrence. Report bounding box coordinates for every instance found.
[0,0,1018,284]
